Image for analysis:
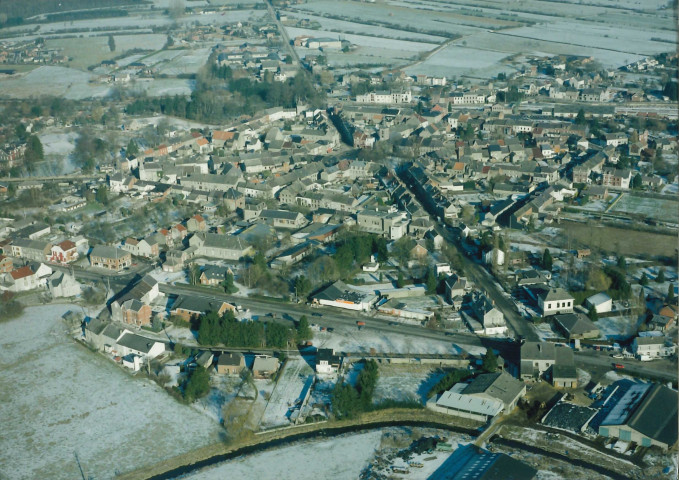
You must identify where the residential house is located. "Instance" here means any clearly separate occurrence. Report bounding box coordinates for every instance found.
[316,348,342,374]
[171,294,236,322]
[49,240,78,264]
[89,246,132,272]
[632,336,673,360]
[0,255,13,273]
[444,274,468,304]
[199,265,232,286]
[252,355,280,379]
[461,371,526,412]
[187,214,207,232]
[259,209,308,229]
[217,352,245,375]
[537,288,574,317]
[47,271,81,298]
[10,238,52,262]
[520,341,577,388]
[471,292,507,335]
[3,265,40,292]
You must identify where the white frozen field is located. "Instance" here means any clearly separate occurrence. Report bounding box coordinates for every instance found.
[0,66,111,99]
[282,11,447,43]
[0,305,224,480]
[183,430,382,480]
[372,364,445,404]
[129,77,195,97]
[156,48,213,76]
[39,131,78,156]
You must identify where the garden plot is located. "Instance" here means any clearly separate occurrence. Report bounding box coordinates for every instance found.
[0,305,224,480]
[0,65,111,99]
[258,357,315,429]
[595,315,639,340]
[156,47,213,75]
[609,194,679,223]
[372,364,444,404]
[129,77,195,96]
[192,375,244,424]
[183,430,382,480]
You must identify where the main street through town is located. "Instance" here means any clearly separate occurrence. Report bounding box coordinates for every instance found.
[160,283,678,383]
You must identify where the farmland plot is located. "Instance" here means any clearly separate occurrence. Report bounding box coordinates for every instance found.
[258,357,315,428]
[0,305,224,480]
[0,66,111,99]
[609,194,679,223]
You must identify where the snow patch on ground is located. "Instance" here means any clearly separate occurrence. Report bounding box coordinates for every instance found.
[184,430,382,479]
[0,305,224,480]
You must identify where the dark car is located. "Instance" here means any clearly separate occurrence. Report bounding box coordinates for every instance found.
[312,312,323,317]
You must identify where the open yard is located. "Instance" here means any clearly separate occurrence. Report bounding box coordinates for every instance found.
[0,305,224,480]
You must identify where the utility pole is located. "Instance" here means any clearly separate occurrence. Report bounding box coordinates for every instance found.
[74,451,86,480]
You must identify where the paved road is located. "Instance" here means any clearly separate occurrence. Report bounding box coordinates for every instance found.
[433,223,540,342]
[160,283,677,382]
[265,0,301,67]
[160,282,485,349]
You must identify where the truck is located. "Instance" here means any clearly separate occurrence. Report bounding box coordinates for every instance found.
[356,321,366,330]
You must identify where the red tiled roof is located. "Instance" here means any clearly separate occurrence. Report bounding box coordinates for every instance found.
[58,240,76,250]
[10,266,33,280]
[213,130,235,141]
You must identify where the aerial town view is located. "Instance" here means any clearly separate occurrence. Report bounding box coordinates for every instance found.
[0,0,677,479]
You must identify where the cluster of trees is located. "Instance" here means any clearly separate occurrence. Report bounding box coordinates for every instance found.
[428,368,472,399]
[125,65,324,125]
[0,292,24,322]
[73,131,109,172]
[333,234,388,278]
[197,310,293,348]
[182,365,210,402]
[242,252,287,296]
[331,359,379,419]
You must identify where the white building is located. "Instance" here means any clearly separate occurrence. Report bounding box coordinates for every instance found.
[355,90,412,104]
[586,292,613,314]
[312,280,378,312]
[537,288,574,317]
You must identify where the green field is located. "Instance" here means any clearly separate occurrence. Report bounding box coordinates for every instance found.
[561,221,677,258]
[610,194,679,223]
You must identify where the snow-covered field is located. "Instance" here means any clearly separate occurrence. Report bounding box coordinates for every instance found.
[39,131,78,156]
[183,430,382,480]
[312,325,484,356]
[0,305,224,480]
[0,66,111,99]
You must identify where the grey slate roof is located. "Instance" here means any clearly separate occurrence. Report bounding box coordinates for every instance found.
[462,371,525,408]
[116,332,164,354]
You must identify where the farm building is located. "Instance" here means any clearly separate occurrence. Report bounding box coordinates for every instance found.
[599,383,678,451]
